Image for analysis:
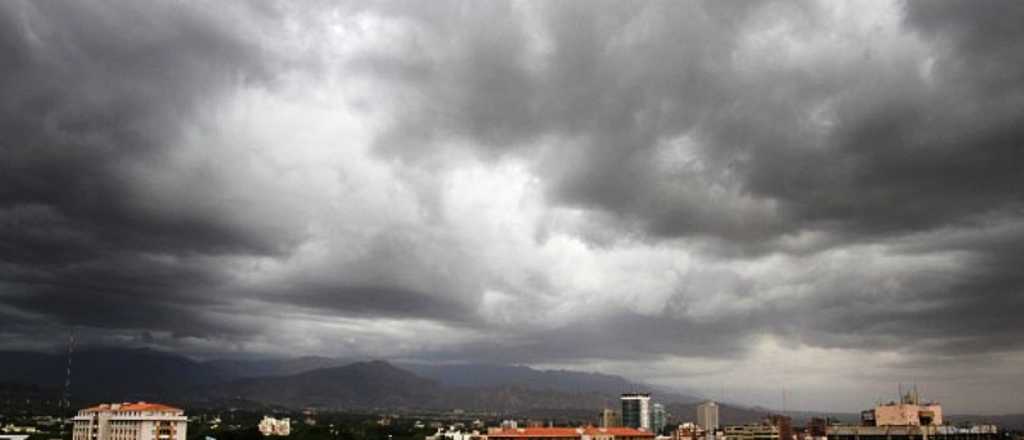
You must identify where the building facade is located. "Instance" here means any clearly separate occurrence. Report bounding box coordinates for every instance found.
[828,390,995,440]
[427,428,485,440]
[723,424,779,440]
[601,409,622,428]
[258,416,291,436]
[672,423,706,440]
[621,394,651,431]
[72,402,186,440]
[650,404,666,434]
[827,425,998,440]
[697,402,719,432]
[861,389,943,427]
[488,427,655,440]
[766,416,791,440]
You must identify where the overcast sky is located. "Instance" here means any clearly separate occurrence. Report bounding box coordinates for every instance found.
[2,0,1024,414]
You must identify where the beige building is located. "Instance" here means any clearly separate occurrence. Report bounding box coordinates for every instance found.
[672,422,706,440]
[872,403,943,426]
[488,427,655,440]
[602,409,623,428]
[829,390,994,440]
[258,417,291,436]
[72,402,186,440]
[862,388,943,426]
[827,424,997,440]
[723,424,779,440]
[697,402,719,431]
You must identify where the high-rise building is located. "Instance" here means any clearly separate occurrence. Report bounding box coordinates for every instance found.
[650,403,666,434]
[697,401,719,431]
[601,409,622,428]
[766,416,791,440]
[621,393,651,431]
[72,402,186,440]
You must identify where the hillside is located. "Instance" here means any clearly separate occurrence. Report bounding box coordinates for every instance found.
[402,363,702,405]
[4,348,1017,426]
[0,348,226,400]
[665,402,773,425]
[205,356,353,379]
[205,360,441,409]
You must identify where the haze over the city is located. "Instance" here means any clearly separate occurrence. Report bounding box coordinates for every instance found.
[2,0,1023,415]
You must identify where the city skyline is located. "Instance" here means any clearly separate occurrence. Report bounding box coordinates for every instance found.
[2,0,1024,415]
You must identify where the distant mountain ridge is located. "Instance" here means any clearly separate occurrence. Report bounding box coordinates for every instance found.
[0,348,698,409]
[399,363,638,391]
[400,362,701,405]
[3,348,1020,428]
[205,360,441,409]
[205,356,353,379]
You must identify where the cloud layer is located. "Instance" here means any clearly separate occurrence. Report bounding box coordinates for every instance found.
[2,0,1023,413]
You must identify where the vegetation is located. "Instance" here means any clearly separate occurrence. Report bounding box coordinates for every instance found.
[185,410,435,440]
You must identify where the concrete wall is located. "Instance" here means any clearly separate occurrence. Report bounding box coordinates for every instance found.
[874,405,921,426]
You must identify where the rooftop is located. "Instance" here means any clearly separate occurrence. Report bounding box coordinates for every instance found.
[489,428,655,438]
[82,402,182,412]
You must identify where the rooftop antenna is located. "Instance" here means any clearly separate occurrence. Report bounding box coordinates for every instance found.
[61,329,76,440]
[63,330,76,409]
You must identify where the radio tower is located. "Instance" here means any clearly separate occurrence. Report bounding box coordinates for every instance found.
[63,331,76,409]
[61,330,77,440]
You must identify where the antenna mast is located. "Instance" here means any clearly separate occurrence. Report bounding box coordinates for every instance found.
[63,331,76,409]
[60,330,76,440]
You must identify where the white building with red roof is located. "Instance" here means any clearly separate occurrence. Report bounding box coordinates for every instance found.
[72,402,187,440]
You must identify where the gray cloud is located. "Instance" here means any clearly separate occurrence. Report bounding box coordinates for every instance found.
[351,0,1024,354]
[1,0,1024,411]
[0,0,295,342]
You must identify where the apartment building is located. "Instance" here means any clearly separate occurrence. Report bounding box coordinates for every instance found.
[72,402,187,440]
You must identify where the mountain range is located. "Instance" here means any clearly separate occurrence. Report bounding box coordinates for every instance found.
[0,348,227,401]
[3,348,1020,429]
[0,348,700,412]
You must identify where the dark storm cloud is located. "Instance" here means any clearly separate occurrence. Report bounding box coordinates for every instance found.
[905,0,1024,90]
[363,0,1024,245]
[351,0,1024,360]
[0,0,296,342]
[244,225,491,324]
[361,1,785,240]
[410,308,765,365]
[2,0,1024,394]
[0,0,290,257]
[3,252,232,334]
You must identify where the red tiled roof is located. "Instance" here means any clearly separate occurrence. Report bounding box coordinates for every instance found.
[118,402,180,412]
[81,402,182,412]
[490,428,582,438]
[584,428,655,437]
[489,428,654,438]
